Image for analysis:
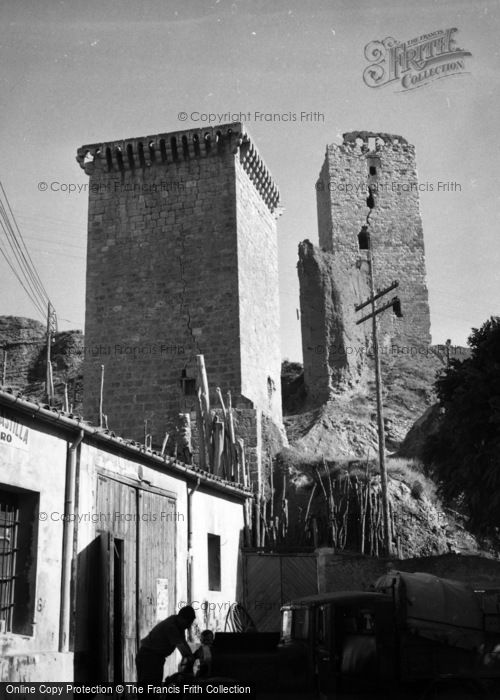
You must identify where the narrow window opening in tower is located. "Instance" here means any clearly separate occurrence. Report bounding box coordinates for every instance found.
[193,134,200,156]
[368,137,376,151]
[138,142,146,168]
[160,139,167,163]
[148,141,156,163]
[182,135,189,159]
[367,156,380,181]
[171,137,179,161]
[216,131,224,154]
[127,144,135,170]
[204,133,212,154]
[105,147,113,172]
[115,147,124,171]
[180,369,196,396]
[358,226,370,251]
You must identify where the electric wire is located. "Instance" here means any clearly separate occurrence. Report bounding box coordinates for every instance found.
[0,183,51,304]
[0,243,46,319]
[0,203,48,311]
[0,213,47,317]
[0,182,55,322]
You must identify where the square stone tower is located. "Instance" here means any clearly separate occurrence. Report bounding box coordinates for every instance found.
[316,131,431,345]
[300,131,431,405]
[77,123,282,460]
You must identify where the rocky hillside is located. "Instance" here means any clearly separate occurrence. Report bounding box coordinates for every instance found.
[282,346,468,459]
[0,316,83,411]
[276,347,493,558]
[273,451,482,557]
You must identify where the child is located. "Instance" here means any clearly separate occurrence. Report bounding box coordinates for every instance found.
[178,629,214,678]
[193,629,214,677]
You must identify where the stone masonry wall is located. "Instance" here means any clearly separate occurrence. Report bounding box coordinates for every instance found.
[235,156,282,422]
[298,241,370,404]
[300,132,432,405]
[316,131,431,347]
[77,123,282,452]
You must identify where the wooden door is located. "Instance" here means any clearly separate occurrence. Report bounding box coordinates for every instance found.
[96,475,137,681]
[137,490,177,677]
[92,476,177,681]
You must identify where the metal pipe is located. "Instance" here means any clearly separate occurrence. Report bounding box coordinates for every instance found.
[59,429,84,652]
[186,477,201,611]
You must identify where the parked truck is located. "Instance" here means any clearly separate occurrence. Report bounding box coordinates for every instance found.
[211,570,500,698]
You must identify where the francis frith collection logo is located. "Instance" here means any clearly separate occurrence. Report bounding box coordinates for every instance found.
[363,28,472,91]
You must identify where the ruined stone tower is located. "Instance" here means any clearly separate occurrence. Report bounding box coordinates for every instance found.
[77,122,283,473]
[299,131,431,404]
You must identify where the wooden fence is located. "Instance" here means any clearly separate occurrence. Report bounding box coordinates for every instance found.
[242,550,318,631]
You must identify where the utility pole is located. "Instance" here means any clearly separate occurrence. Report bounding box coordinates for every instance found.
[2,349,7,386]
[355,226,402,557]
[45,301,57,404]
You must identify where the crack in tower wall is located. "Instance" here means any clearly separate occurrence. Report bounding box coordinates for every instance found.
[300,132,431,405]
[177,232,202,361]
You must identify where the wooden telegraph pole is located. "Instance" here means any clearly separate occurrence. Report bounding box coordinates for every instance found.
[2,349,7,386]
[355,226,403,557]
[45,301,56,404]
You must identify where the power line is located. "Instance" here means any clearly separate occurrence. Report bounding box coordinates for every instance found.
[29,247,85,261]
[17,212,86,228]
[0,182,55,322]
[0,183,51,303]
[0,243,46,318]
[17,215,86,241]
[0,212,47,316]
[23,234,86,251]
[0,204,48,309]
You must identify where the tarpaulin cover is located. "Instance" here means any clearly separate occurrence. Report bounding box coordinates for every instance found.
[374,570,484,650]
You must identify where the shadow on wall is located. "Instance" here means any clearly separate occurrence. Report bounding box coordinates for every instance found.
[281,361,306,416]
[74,537,103,682]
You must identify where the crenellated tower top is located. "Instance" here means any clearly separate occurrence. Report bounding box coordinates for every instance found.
[331,131,414,155]
[76,122,281,214]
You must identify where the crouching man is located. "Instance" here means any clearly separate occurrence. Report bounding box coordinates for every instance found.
[136,605,196,683]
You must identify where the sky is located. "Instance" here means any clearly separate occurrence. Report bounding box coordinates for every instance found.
[1,0,499,361]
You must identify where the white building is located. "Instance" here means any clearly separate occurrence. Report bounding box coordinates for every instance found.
[0,389,248,681]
